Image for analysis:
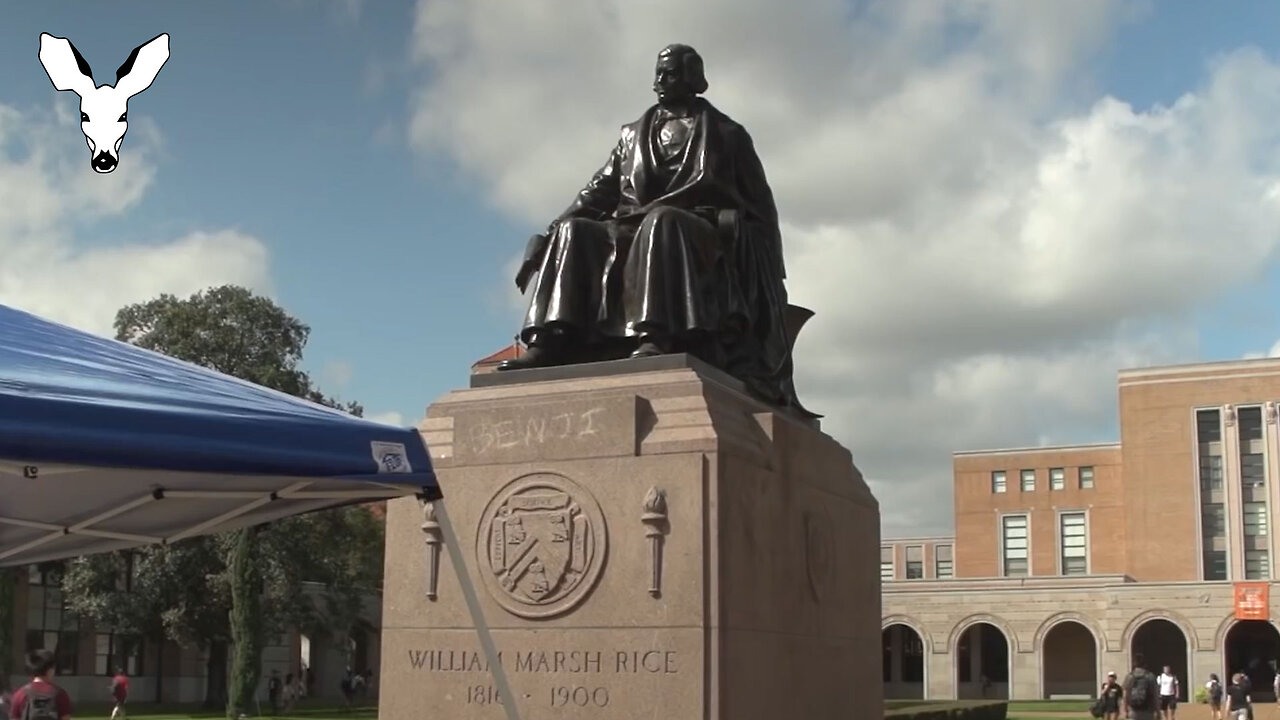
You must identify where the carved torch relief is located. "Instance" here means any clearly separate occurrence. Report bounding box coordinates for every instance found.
[641,487,670,597]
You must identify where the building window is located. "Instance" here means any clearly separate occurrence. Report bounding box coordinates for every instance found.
[1001,515,1029,577]
[1050,467,1065,491]
[1244,502,1269,537]
[1241,454,1266,488]
[1200,455,1224,491]
[991,470,1006,494]
[1204,551,1228,581]
[1079,466,1094,489]
[905,546,923,579]
[1245,549,1270,580]
[935,545,953,579]
[880,546,893,581]
[95,633,144,676]
[1198,409,1222,443]
[1203,504,1227,536]
[1197,409,1226,582]
[1060,512,1087,575]
[1239,406,1266,488]
[24,565,79,675]
[1021,469,1035,492]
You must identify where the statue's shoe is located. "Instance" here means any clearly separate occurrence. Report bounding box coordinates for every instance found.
[496,345,564,371]
[630,341,666,358]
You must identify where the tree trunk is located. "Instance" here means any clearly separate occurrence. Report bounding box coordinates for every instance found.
[154,636,165,703]
[0,568,14,681]
[205,641,229,709]
[227,527,263,718]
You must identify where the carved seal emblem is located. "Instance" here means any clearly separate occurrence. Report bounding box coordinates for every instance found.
[476,472,608,618]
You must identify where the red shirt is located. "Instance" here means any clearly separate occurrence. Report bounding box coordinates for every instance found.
[111,675,130,700]
[8,679,72,720]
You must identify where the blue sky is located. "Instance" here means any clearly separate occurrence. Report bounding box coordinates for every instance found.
[5,0,1280,535]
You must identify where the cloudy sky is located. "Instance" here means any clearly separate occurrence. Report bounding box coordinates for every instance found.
[5,1,1280,538]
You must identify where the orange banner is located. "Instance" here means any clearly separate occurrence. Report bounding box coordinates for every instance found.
[1235,583,1270,620]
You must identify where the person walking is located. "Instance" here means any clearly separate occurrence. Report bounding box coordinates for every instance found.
[1156,665,1179,720]
[1227,673,1253,720]
[108,669,129,720]
[1100,671,1124,720]
[1207,674,1225,720]
[1123,657,1160,720]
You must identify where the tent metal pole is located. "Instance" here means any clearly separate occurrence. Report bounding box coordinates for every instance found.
[433,499,523,720]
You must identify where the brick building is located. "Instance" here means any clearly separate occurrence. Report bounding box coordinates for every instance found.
[882,357,1280,701]
[6,565,382,705]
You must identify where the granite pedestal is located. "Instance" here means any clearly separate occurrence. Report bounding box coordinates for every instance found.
[378,355,882,719]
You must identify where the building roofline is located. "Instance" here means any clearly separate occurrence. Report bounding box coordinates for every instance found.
[881,534,956,543]
[1119,355,1280,380]
[953,442,1120,457]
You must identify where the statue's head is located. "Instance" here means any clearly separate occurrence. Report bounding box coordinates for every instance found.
[653,44,707,106]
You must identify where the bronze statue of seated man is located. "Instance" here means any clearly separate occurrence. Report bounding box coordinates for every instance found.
[500,43,813,418]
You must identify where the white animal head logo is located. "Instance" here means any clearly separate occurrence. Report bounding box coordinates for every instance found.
[38,32,170,174]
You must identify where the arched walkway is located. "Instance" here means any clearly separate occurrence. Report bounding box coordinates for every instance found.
[883,623,926,699]
[1224,620,1280,701]
[1042,621,1098,699]
[1131,618,1189,701]
[956,622,1009,699]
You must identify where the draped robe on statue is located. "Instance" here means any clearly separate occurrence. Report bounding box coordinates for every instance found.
[521,97,807,413]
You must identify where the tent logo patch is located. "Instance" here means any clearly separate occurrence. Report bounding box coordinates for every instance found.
[371,441,411,473]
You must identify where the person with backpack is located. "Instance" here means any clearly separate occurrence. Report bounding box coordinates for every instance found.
[1226,672,1253,720]
[7,649,71,720]
[1207,674,1225,720]
[1123,657,1159,720]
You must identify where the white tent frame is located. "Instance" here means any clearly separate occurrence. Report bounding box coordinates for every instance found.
[0,440,523,720]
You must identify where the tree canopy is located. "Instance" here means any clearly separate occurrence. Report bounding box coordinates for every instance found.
[58,285,384,714]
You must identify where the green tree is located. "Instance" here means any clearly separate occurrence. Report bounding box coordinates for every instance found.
[0,568,15,681]
[62,544,221,703]
[61,285,377,717]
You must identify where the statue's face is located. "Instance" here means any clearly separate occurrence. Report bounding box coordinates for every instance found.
[653,53,693,105]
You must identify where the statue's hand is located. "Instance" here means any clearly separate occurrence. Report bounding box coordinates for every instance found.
[515,232,550,293]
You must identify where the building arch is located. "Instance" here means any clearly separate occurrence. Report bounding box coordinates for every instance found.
[1034,609,1105,696]
[1219,616,1280,698]
[948,613,1020,654]
[1213,613,1280,652]
[1034,612,1105,653]
[1121,609,1198,652]
[949,615,1014,700]
[883,617,930,700]
[1126,613,1193,701]
[883,614,933,655]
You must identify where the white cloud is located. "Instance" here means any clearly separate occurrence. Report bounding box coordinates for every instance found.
[407,0,1280,536]
[367,411,406,427]
[321,360,355,390]
[0,103,271,338]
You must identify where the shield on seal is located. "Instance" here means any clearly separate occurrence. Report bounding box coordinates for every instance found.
[493,491,580,603]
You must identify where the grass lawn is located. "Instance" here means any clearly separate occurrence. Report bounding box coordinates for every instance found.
[64,704,376,720]
[1006,700,1091,712]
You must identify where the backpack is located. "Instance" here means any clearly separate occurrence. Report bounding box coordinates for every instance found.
[20,683,60,720]
[1210,680,1223,701]
[1127,671,1153,709]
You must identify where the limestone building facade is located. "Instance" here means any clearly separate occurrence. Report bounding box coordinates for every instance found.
[882,357,1280,701]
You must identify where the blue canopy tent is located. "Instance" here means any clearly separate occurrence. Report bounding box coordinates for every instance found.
[0,303,524,720]
[0,302,441,565]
